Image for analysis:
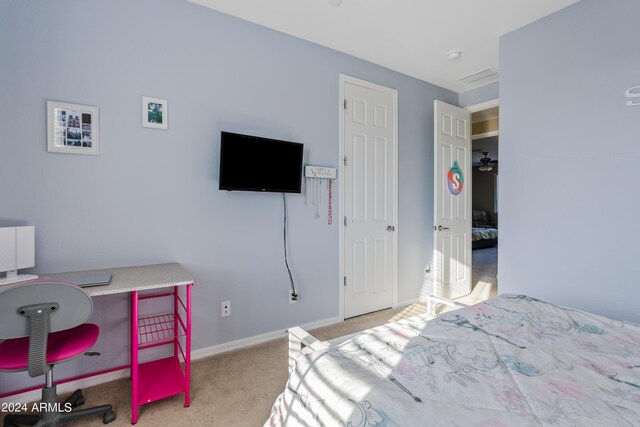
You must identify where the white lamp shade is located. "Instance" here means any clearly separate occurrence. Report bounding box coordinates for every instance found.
[0,226,35,272]
[0,228,16,272]
[16,226,35,269]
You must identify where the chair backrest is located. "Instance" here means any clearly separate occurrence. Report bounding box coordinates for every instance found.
[0,281,93,377]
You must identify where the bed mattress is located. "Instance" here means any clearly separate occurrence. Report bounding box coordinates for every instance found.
[266,294,640,426]
[472,226,498,241]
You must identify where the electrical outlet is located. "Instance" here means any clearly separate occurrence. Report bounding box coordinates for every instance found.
[289,291,298,304]
[221,301,231,317]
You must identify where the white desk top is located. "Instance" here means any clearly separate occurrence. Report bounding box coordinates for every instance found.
[40,263,193,296]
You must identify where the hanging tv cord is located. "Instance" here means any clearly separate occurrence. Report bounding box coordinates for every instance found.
[282,193,298,301]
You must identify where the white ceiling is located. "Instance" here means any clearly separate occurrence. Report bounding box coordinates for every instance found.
[188,0,578,93]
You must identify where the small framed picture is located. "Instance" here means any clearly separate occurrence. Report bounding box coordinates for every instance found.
[47,101,99,155]
[142,96,168,130]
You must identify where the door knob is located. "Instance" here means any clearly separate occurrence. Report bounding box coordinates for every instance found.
[386,225,395,232]
[437,225,450,231]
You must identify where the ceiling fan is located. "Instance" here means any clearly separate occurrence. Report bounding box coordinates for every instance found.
[477,152,497,172]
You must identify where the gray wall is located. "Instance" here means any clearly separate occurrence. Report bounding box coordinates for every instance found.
[459,81,499,108]
[499,0,640,322]
[0,0,456,391]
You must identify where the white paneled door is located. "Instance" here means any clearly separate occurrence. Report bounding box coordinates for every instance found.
[433,100,472,299]
[343,77,397,319]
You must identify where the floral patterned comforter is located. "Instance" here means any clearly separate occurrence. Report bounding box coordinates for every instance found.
[472,227,498,241]
[266,295,640,426]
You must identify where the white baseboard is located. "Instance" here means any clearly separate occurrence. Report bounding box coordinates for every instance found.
[191,315,341,361]
[0,369,130,405]
[396,296,424,307]
[1,315,342,404]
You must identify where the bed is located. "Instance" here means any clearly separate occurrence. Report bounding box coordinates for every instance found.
[472,226,498,249]
[472,209,497,249]
[267,295,640,426]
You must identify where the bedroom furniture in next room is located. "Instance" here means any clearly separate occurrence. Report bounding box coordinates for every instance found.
[0,281,116,426]
[472,226,498,249]
[472,209,498,249]
[269,294,640,426]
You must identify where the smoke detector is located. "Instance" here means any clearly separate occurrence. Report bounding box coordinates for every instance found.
[447,51,462,60]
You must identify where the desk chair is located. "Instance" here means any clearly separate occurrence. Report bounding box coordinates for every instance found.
[0,281,116,426]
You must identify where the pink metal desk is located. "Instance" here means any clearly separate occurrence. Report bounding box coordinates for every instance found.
[43,263,193,424]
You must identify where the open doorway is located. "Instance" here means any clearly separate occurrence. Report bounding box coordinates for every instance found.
[465,102,499,305]
[429,99,498,313]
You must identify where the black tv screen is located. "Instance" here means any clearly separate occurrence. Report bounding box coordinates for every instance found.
[219,131,304,193]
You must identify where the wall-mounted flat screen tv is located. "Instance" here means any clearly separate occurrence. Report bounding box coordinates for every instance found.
[219,131,304,193]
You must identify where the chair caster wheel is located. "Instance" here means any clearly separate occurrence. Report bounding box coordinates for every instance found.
[103,410,116,424]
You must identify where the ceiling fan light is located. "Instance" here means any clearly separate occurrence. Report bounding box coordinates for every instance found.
[478,151,494,171]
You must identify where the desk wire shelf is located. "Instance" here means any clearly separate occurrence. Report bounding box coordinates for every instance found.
[138,313,185,349]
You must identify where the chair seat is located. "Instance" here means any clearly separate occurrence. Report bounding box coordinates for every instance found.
[0,323,99,371]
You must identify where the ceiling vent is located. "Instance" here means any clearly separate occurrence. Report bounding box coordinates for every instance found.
[458,67,499,86]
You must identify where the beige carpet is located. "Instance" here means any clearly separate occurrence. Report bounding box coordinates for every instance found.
[7,251,497,427]
[458,246,498,306]
[46,303,428,427]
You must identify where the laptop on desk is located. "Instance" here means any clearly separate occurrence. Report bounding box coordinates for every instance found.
[56,272,112,288]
